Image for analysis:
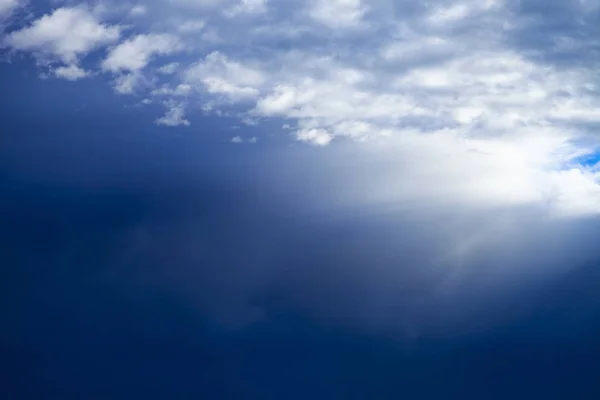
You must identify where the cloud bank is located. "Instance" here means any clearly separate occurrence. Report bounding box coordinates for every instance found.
[2,0,599,216]
[2,2,600,337]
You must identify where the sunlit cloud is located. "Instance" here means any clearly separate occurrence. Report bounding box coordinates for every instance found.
[2,0,600,216]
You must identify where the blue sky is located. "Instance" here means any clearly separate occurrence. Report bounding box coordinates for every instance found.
[1,1,600,399]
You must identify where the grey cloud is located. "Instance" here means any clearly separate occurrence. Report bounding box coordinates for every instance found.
[502,0,600,68]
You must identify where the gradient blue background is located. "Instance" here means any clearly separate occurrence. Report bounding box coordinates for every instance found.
[2,57,600,399]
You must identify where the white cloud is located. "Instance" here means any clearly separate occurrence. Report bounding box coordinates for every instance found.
[151,83,193,96]
[231,135,243,143]
[129,5,147,17]
[112,72,144,94]
[4,6,120,63]
[157,62,179,74]
[5,0,600,216]
[102,33,181,73]
[184,51,265,99]
[296,128,333,146]
[156,101,190,126]
[54,64,89,80]
[309,0,367,28]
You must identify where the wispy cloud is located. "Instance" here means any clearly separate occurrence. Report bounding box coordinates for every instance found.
[0,0,24,22]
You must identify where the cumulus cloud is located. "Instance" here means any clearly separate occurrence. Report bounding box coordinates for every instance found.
[157,62,180,74]
[102,33,181,73]
[155,101,190,126]
[296,128,332,146]
[5,0,600,337]
[183,51,265,99]
[4,6,120,63]
[3,0,600,216]
[54,64,89,81]
[112,72,145,94]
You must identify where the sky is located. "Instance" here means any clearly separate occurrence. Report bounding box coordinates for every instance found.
[1,0,600,399]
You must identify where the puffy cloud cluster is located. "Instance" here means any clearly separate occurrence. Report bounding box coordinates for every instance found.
[4,5,119,73]
[2,0,600,215]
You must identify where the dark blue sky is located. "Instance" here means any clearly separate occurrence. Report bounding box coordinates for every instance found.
[2,1,600,398]
[2,56,600,400]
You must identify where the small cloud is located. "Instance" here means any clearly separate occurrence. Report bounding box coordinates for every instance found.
[112,73,144,95]
[184,51,265,100]
[157,62,179,75]
[201,102,214,113]
[151,83,193,97]
[130,5,147,17]
[296,128,333,146]
[249,137,257,143]
[156,102,190,127]
[102,34,182,73]
[242,118,259,126]
[231,136,243,143]
[54,64,89,81]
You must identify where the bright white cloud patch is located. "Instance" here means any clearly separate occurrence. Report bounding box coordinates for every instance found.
[102,34,181,72]
[4,6,119,63]
[184,51,265,99]
[3,0,600,216]
[296,128,333,146]
[54,64,89,81]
